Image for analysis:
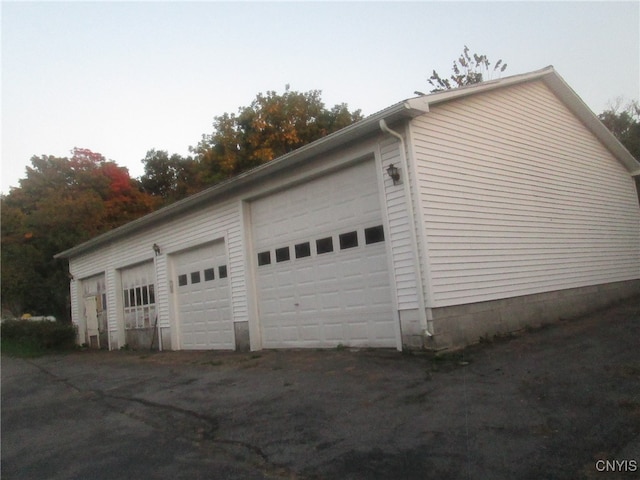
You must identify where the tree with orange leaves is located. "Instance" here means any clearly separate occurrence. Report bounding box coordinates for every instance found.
[191,87,362,186]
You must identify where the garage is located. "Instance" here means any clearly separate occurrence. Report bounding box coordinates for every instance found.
[57,68,640,354]
[173,241,233,350]
[251,159,396,348]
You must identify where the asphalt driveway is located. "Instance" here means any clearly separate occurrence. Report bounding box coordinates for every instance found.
[2,296,639,479]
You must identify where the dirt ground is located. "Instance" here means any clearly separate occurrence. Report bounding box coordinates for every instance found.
[2,296,640,479]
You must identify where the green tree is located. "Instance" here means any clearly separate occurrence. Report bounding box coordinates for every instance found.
[427,45,507,92]
[598,100,640,161]
[192,87,363,185]
[1,148,156,320]
[0,200,37,317]
[139,149,200,204]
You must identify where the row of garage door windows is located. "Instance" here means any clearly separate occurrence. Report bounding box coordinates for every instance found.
[257,224,385,267]
[178,265,228,288]
[122,223,384,304]
[119,225,385,327]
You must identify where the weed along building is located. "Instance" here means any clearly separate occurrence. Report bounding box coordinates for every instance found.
[56,67,640,352]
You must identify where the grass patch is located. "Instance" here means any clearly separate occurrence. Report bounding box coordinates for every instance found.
[1,320,77,358]
[1,337,47,358]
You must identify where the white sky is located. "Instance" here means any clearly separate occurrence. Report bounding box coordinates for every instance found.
[2,1,639,193]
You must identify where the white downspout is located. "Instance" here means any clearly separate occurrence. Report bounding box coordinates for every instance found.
[379,119,432,337]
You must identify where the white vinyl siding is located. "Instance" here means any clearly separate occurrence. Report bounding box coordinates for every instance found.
[69,277,79,333]
[153,255,170,334]
[412,80,640,307]
[105,268,119,347]
[379,135,421,310]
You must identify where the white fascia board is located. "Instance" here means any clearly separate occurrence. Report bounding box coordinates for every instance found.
[420,66,556,107]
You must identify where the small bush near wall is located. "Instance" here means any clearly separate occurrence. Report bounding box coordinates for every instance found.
[1,320,77,357]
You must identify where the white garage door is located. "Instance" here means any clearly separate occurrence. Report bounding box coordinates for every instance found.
[173,241,233,350]
[252,160,396,348]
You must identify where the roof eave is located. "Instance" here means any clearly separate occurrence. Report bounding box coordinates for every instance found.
[56,66,640,261]
[55,99,427,260]
[423,65,556,106]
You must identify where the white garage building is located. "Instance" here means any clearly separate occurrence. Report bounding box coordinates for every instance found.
[56,67,640,351]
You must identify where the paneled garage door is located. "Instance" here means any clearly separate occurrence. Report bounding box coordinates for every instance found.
[173,241,233,350]
[252,160,396,348]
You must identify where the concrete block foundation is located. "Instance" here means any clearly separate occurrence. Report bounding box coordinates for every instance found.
[422,280,640,351]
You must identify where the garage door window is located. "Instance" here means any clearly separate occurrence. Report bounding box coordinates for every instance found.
[295,242,311,258]
[316,237,334,254]
[204,268,215,281]
[276,247,290,263]
[123,284,156,328]
[258,251,271,266]
[339,231,358,250]
[365,225,385,244]
[218,265,228,278]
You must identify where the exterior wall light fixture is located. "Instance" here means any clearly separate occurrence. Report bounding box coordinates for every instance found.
[153,243,161,256]
[386,163,400,185]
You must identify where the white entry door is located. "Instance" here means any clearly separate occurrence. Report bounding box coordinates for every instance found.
[173,241,233,350]
[251,160,396,348]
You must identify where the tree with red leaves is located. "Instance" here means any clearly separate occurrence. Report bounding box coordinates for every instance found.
[1,148,157,320]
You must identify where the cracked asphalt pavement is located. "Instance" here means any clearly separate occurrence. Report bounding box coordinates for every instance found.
[2,296,640,479]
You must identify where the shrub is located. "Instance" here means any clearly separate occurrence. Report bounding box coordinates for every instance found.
[1,320,77,354]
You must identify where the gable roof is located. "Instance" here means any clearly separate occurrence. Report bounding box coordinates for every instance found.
[55,66,640,259]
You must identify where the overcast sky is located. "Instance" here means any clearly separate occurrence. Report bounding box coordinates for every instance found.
[2,1,639,193]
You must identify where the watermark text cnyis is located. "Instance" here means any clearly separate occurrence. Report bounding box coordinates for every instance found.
[595,459,637,473]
